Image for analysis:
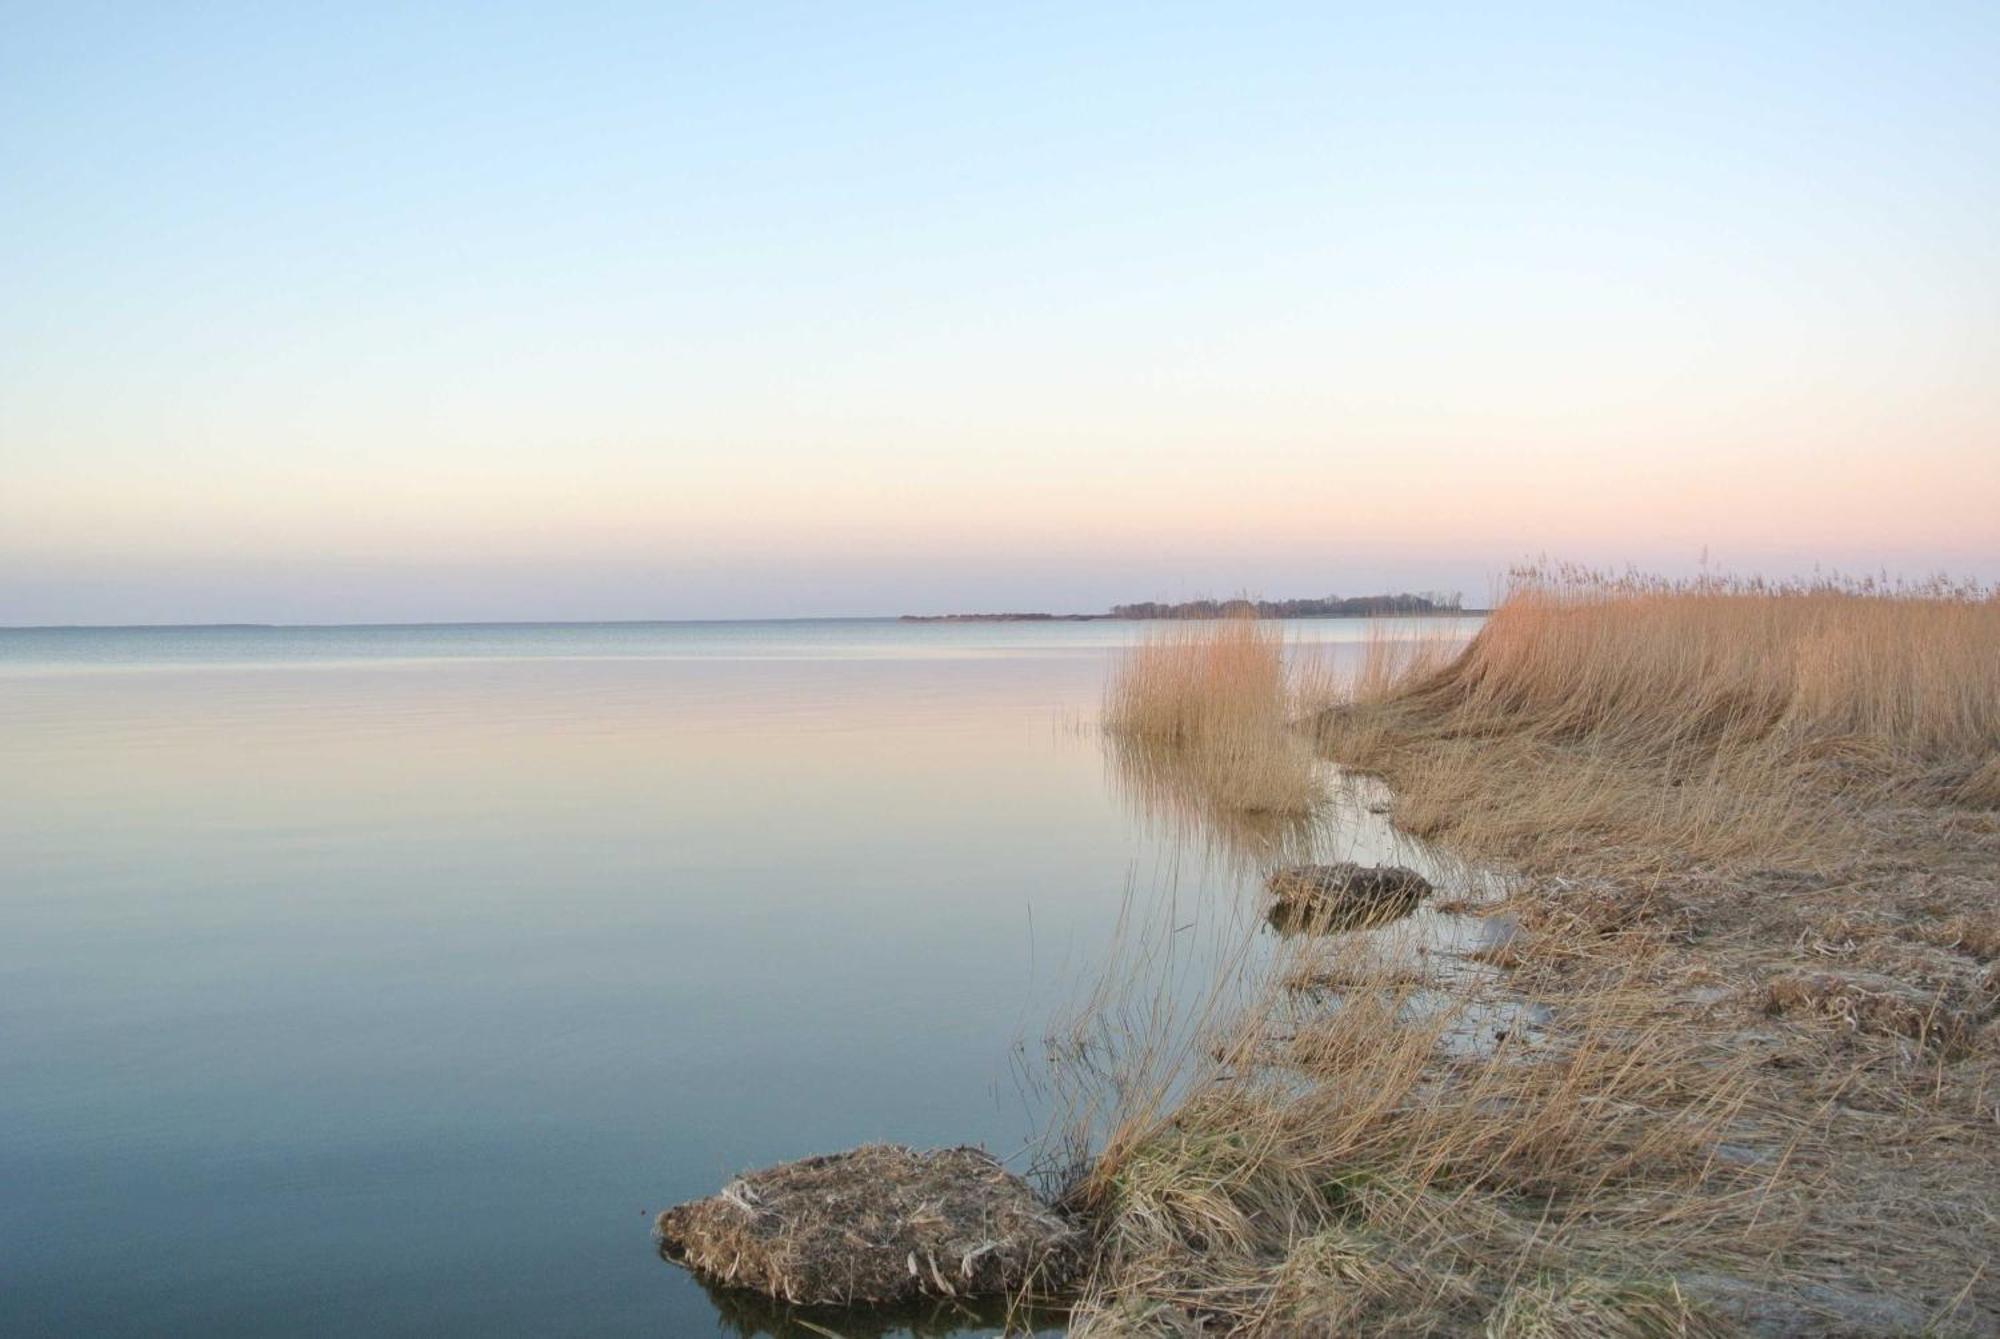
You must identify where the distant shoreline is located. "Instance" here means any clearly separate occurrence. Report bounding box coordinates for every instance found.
[897,610,1490,622]
[0,606,1487,632]
[901,594,1482,622]
[898,612,1107,623]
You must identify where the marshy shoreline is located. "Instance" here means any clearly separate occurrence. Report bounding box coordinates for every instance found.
[1067,574,1998,1337]
[666,573,1999,1337]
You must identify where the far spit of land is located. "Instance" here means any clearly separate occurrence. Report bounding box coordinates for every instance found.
[900,594,1476,622]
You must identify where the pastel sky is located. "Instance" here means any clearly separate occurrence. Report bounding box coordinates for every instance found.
[3,2,1996,624]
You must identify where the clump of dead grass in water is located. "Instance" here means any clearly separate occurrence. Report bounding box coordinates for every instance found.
[654,1144,1082,1309]
[1104,618,1323,822]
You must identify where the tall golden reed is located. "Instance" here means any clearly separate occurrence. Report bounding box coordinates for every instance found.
[1102,617,1323,819]
[1322,566,2000,869]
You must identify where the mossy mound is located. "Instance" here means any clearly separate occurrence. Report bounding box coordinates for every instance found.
[1266,862,1433,933]
[654,1144,1082,1308]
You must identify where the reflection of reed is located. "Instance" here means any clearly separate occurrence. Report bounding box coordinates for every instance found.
[1101,728,1326,878]
[1100,619,1333,878]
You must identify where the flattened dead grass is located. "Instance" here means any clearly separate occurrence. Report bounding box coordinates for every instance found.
[1485,1275,1725,1339]
[1763,970,1978,1056]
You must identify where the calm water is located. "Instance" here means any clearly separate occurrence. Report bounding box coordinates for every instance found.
[0,618,1476,1337]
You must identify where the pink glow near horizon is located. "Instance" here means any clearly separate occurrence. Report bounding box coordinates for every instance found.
[3,5,1995,623]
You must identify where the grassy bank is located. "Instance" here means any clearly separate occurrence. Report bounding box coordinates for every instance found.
[1065,573,1999,1336]
[1320,568,2000,870]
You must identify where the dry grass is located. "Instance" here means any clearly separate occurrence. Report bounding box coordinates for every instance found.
[1484,1275,1725,1338]
[1062,567,2000,1336]
[1103,618,1324,821]
[1060,942,1780,1337]
[1915,912,2000,962]
[1955,753,2000,808]
[1318,567,2000,873]
[654,1144,1081,1309]
[1763,970,1978,1056]
[1102,730,1324,878]
[1104,617,1292,746]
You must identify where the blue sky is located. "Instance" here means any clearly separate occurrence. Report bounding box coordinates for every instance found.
[3,2,1996,622]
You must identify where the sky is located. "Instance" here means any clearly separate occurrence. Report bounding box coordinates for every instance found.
[2,2,1996,624]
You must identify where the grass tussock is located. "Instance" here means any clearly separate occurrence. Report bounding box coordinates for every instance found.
[1954,753,2000,808]
[1104,618,1323,821]
[1104,617,1293,746]
[654,1145,1081,1309]
[1762,970,1977,1056]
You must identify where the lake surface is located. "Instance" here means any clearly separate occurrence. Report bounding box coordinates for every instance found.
[0,617,1479,1337]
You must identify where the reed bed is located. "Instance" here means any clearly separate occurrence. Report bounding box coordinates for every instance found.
[1103,617,1293,746]
[1320,567,2000,872]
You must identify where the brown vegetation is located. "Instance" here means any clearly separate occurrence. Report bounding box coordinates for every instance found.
[654,1145,1081,1310]
[1315,566,2000,870]
[1265,862,1433,933]
[1066,571,1999,1336]
[1102,617,1324,822]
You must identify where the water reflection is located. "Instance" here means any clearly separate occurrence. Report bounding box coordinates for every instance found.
[1099,729,1325,879]
[0,618,1486,1339]
[1265,888,1423,936]
[0,644,1146,1339]
[1082,688,1537,1111]
[691,1271,1067,1339]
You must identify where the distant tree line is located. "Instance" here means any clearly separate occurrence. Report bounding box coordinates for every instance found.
[1108,592,1464,619]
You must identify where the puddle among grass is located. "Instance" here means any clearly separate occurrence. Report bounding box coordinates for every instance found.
[1266,768,1544,1058]
[1084,740,1539,1092]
